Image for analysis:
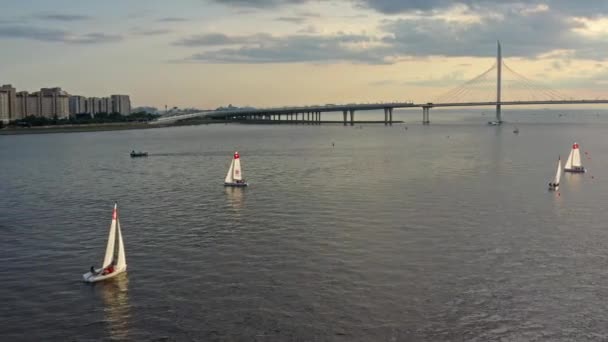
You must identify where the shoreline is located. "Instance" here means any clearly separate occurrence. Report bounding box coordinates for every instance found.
[0,122,163,135]
[0,119,405,136]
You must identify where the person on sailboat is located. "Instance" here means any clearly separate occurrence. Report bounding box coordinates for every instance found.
[102,264,115,275]
[90,266,97,275]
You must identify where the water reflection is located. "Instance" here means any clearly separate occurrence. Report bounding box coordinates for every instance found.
[96,273,131,341]
[563,172,582,191]
[225,187,245,211]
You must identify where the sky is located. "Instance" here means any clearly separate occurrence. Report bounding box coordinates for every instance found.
[1,0,608,109]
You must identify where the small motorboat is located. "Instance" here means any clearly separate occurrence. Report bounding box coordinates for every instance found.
[488,121,502,126]
[130,151,148,157]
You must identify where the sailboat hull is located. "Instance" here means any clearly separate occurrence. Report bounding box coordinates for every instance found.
[224,182,248,187]
[548,185,559,191]
[564,167,586,173]
[83,265,127,283]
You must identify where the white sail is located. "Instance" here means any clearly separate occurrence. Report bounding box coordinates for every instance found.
[233,157,243,181]
[102,204,118,268]
[564,148,574,170]
[115,219,127,269]
[554,157,562,185]
[572,143,582,167]
[224,159,235,183]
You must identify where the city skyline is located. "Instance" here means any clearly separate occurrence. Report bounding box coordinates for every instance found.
[1,1,608,108]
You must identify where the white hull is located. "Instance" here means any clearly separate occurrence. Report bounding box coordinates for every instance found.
[83,265,127,283]
[548,184,559,191]
[564,167,586,173]
[224,181,248,187]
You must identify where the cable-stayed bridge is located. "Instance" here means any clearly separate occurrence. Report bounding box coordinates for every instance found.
[153,42,608,125]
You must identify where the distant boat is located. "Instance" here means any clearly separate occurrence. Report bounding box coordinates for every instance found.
[83,204,127,283]
[513,127,519,134]
[130,151,148,157]
[224,151,248,187]
[488,121,501,126]
[564,142,586,173]
[548,156,561,191]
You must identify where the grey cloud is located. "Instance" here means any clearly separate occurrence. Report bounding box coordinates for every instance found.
[158,17,188,22]
[131,27,172,36]
[209,0,309,8]
[68,33,122,44]
[36,14,90,21]
[137,29,172,36]
[208,0,608,17]
[275,10,320,24]
[276,16,307,24]
[188,0,608,64]
[380,9,598,59]
[0,25,66,42]
[180,33,388,64]
[174,32,274,46]
[355,0,608,17]
[0,25,122,44]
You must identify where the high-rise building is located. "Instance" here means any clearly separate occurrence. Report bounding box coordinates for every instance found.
[86,97,101,115]
[26,93,40,117]
[15,91,29,119]
[0,84,16,121]
[101,97,111,114]
[0,91,9,123]
[0,84,131,120]
[39,88,69,119]
[69,95,87,116]
[111,95,131,115]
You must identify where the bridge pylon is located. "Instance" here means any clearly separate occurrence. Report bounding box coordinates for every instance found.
[496,40,502,123]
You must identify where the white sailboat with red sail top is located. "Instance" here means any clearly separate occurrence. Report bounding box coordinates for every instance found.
[224,151,248,187]
[564,142,586,173]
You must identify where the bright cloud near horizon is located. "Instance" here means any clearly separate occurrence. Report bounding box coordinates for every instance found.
[1,0,607,109]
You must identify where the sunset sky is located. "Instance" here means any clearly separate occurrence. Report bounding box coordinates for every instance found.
[1,0,608,108]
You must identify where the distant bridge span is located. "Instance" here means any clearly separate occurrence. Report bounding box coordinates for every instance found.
[152,99,608,126]
[152,43,608,126]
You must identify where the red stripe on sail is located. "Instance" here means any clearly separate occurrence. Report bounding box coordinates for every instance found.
[234,152,240,159]
[112,208,117,220]
[573,143,579,149]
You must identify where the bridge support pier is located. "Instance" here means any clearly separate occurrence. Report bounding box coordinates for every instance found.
[343,110,347,126]
[384,108,388,125]
[349,110,355,126]
[389,108,393,125]
[422,107,431,124]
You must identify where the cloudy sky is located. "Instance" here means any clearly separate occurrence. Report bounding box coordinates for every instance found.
[1,0,607,108]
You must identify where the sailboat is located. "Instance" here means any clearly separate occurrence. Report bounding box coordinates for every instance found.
[564,142,586,173]
[224,151,248,187]
[548,156,561,191]
[83,203,127,283]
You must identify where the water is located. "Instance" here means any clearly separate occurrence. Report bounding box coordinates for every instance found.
[2,109,608,341]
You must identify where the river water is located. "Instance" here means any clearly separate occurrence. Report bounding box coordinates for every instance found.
[2,109,608,341]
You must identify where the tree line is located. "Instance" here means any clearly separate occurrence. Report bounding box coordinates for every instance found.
[6,111,160,127]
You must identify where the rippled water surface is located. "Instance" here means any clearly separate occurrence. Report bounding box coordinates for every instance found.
[2,110,608,341]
